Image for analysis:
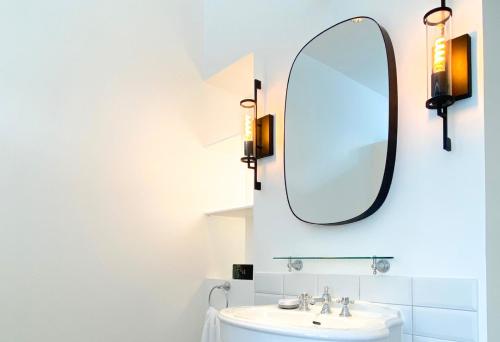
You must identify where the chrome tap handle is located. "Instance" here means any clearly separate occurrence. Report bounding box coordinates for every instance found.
[298,293,312,311]
[322,286,332,303]
[335,297,354,304]
[342,297,355,304]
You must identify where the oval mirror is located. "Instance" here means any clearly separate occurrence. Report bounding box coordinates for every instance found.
[284,17,397,226]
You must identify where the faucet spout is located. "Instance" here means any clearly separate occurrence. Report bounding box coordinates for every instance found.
[320,287,332,315]
[338,297,354,317]
[320,302,332,314]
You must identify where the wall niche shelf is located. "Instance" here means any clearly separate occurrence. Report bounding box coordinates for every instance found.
[273,256,394,274]
[205,204,253,218]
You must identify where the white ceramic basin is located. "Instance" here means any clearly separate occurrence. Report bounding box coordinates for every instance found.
[219,301,403,342]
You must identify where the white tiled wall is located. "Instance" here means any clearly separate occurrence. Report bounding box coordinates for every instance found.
[412,278,478,311]
[413,337,455,342]
[360,276,412,305]
[254,274,478,342]
[254,273,283,294]
[284,273,317,296]
[317,274,360,299]
[413,307,477,342]
[255,293,283,305]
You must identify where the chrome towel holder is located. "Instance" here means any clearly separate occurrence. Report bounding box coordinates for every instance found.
[208,281,231,309]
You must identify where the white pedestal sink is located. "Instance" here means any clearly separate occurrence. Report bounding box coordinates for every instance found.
[219,301,403,342]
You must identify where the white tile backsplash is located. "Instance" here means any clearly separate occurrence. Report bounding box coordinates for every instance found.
[284,273,317,296]
[413,306,477,342]
[248,274,478,342]
[360,276,412,305]
[413,278,477,311]
[254,293,283,305]
[228,279,254,307]
[413,336,454,342]
[317,274,360,299]
[254,273,283,295]
[403,334,413,342]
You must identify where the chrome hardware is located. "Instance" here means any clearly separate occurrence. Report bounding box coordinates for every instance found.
[275,256,393,274]
[321,286,332,303]
[336,297,354,317]
[371,257,391,275]
[310,296,324,304]
[287,258,303,272]
[208,281,231,308]
[298,293,312,311]
[320,303,331,314]
[320,287,332,315]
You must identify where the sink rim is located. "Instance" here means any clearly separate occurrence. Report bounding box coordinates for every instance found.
[219,301,403,341]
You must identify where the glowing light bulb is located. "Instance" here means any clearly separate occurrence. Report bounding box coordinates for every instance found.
[433,36,446,73]
[424,5,454,111]
[244,111,254,142]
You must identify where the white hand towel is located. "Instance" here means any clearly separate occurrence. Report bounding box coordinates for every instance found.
[201,307,221,342]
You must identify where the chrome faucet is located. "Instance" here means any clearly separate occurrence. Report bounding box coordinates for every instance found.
[337,297,354,317]
[298,293,312,311]
[320,287,332,314]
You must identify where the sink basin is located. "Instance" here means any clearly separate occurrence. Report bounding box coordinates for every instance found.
[219,301,403,342]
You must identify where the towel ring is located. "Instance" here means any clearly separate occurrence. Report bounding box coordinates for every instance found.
[208,281,231,309]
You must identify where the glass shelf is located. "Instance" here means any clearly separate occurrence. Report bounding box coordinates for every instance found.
[273,256,394,260]
[273,256,394,274]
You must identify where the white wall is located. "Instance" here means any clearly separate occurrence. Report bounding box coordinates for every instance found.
[0,0,492,341]
[247,0,485,277]
[0,1,213,341]
[203,135,254,213]
[483,0,500,340]
[205,215,246,279]
[202,0,487,340]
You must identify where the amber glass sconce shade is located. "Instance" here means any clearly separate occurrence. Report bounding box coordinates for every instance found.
[424,0,471,152]
[240,79,274,191]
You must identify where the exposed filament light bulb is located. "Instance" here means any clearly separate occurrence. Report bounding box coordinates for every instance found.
[240,99,256,157]
[432,23,447,74]
[433,36,446,73]
[244,111,254,142]
[425,5,453,109]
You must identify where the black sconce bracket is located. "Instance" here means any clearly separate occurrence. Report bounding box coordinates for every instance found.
[256,114,274,159]
[437,107,452,151]
[240,79,274,190]
[451,34,472,101]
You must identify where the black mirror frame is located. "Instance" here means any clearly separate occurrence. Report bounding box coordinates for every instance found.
[283,17,398,226]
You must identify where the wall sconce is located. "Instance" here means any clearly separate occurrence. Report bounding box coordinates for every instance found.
[240,79,274,190]
[424,0,471,151]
